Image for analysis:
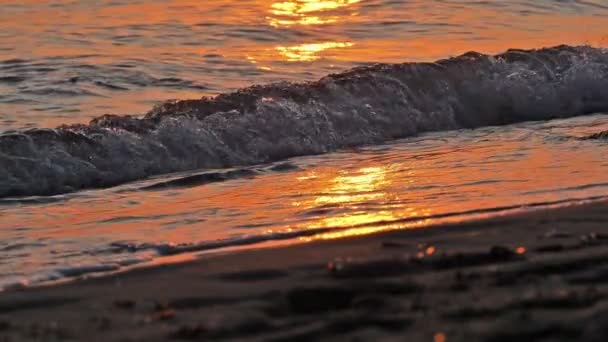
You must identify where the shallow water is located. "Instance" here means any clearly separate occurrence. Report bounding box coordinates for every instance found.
[2,1,608,288]
[1,0,607,129]
[2,114,608,288]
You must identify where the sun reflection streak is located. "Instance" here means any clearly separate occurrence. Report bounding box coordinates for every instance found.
[301,219,434,241]
[276,41,354,61]
[268,0,362,27]
[314,166,388,204]
[267,0,359,62]
[273,0,362,14]
[293,166,434,240]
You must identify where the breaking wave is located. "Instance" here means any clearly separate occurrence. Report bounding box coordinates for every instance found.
[1,45,608,197]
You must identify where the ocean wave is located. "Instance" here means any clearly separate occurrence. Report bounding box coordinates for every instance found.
[1,45,608,197]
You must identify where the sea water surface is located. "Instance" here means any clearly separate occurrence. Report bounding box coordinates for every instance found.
[1,0,608,288]
[2,0,608,129]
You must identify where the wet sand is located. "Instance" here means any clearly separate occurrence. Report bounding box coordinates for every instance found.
[2,201,608,341]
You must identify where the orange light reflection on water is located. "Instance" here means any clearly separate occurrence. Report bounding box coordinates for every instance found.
[292,165,435,241]
[269,0,360,61]
[276,41,354,61]
[5,121,608,275]
[300,219,434,241]
[2,1,608,248]
[2,0,606,64]
[268,0,361,27]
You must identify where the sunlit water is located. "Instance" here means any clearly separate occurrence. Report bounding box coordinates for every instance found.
[2,114,608,288]
[1,0,607,128]
[1,1,608,288]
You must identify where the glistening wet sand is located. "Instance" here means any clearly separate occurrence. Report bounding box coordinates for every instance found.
[1,201,608,341]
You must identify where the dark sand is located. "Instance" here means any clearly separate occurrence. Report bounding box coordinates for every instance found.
[2,202,608,341]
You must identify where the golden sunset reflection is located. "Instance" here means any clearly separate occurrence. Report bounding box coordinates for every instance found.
[314,166,388,204]
[292,166,388,205]
[292,166,434,240]
[268,0,361,27]
[276,42,354,61]
[302,219,433,241]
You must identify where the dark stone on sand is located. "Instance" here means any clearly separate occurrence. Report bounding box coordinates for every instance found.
[491,252,608,287]
[26,321,72,340]
[151,309,176,321]
[217,269,289,282]
[172,312,271,340]
[351,296,388,311]
[516,289,603,310]
[381,241,409,248]
[90,315,112,330]
[449,281,470,292]
[0,76,26,83]
[580,233,608,245]
[534,244,566,253]
[214,316,272,338]
[427,245,524,270]
[328,246,524,279]
[567,266,608,284]
[444,307,502,321]
[287,287,356,314]
[580,308,608,342]
[485,321,581,342]
[168,296,245,310]
[113,299,135,310]
[541,230,573,239]
[0,296,79,314]
[489,246,517,258]
[328,257,410,278]
[455,270,482,282]
[326,314,412,333]
[170,324,207,340]
[369,281,421,295]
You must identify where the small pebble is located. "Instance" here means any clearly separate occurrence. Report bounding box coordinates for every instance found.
[151,309,176,321]
[0,320,11,331]
[170,324,207,339]
[113,299,135,310]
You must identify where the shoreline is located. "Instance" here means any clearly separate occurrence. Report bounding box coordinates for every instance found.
[4,194,605,293]
[2,200,608,340]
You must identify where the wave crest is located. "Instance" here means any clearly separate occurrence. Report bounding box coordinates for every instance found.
[2,45,608,197]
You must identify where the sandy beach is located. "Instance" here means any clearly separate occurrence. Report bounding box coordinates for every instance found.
[0,201,607,341]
